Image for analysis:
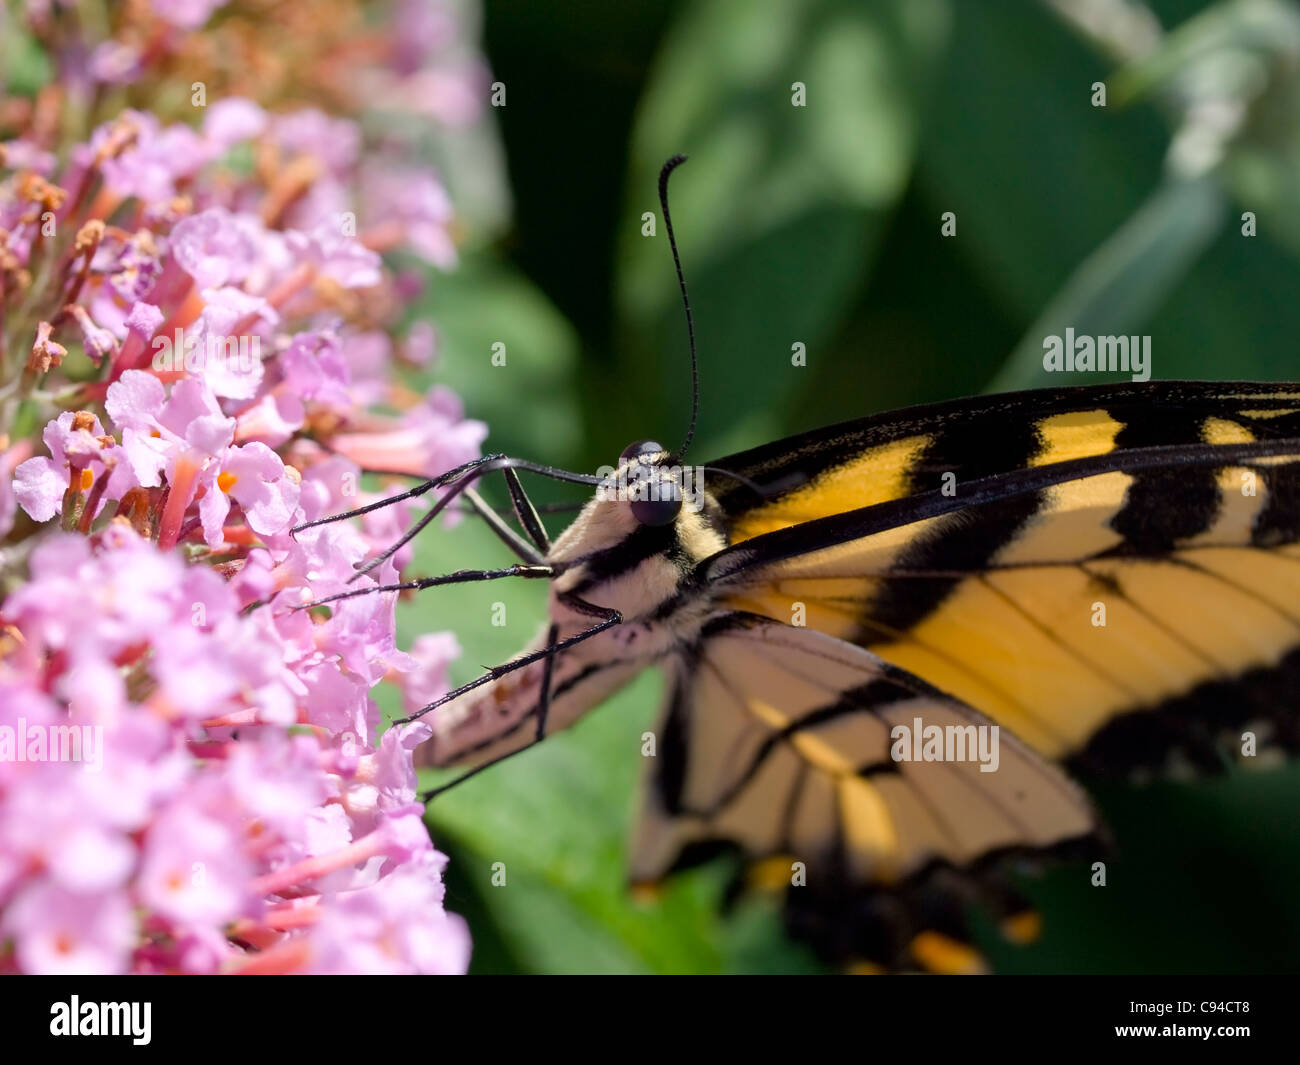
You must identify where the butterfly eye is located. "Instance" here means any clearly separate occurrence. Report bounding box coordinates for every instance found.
[617,440,681,525]
[630,491,682,526]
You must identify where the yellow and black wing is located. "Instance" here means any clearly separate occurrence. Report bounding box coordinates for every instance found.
[630,612,1100,972]
[705,380,1300,775]
[634,381,1300,968]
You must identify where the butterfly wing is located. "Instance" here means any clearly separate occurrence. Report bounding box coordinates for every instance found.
[706,380,1300,537]
[702,381,1300,776]
[626,381,1300,967]
[631,612,1100,971]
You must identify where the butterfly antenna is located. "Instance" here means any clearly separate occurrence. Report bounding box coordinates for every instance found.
[659,154,699,460]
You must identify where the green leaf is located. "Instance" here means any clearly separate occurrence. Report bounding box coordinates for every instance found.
[917,0,1169,325]
[0,16,52,97]
[609,0,948,461]
[1109,0,1300,110]
[989,175,1225,392]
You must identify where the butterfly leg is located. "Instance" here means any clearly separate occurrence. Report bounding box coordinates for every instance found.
[535,622,560,741]
[288,480,558,611]
[400,595,621,727]
[290,453,599,577]
[459,486,546,563]
[292,453,502,533]
[419,621,564,802]
[376,470,548,568]
[501,467,551,554]
[349,456,600,582]
[294,562,555,611]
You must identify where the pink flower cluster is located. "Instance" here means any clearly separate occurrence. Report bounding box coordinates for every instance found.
[1,524,467,974]
[0,0,492,973]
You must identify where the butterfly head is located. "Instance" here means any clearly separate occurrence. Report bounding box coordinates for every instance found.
[616,438,684,527]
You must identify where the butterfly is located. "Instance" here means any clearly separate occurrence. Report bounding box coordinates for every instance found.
[304,157,1300,973]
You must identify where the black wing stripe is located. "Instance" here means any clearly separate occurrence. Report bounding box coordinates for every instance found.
[688,669,904,816]
[867,495,1041,633]
[1068,644,1300,777]
[702,438,1300,586]
[721,617,1097,817]
[864,375,1043,632]
[656,658,694,816]
[779,763,810,844]
[1106,407,1219,552]
[744,622,1126,817]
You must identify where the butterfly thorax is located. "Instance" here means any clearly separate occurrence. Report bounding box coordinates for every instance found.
[418,481,730,769]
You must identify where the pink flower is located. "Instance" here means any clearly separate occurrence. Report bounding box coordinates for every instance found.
[396,64,490,127]
[392,0,457,74]
[12,410,134,522]
[8,528,184,669]
[106,373,234,493]
[138,803,253,927]
[125,300,165,341]
[0,774,135,896]
[170,208,260,290]
[104,376,297,547]
[0,443,23,538]
[406,321,438,366]
[69,305,119,364]
[0,138,56,174]
[303,859,470,974]
[277,328,353,413]
[2,0,491,977]
[339,331,396,406]
[330,385,487,479]
[197,441,300,547]
[93,110,209,202]
[150,0,229,30]
[271,110,360,175]
[363,164,458,267]
[296,662,373,743]
[201,98,267,150]
[226,733,328,839]
[233,392,304,449]
[89,41,144,85]
[91,229,163,304]
[4,884,137,975]
[287,219,382,290]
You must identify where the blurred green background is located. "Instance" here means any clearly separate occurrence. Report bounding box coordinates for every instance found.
[389,0,1300,972]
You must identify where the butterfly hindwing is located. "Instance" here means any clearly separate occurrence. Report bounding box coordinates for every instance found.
[631,612,1101,971]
